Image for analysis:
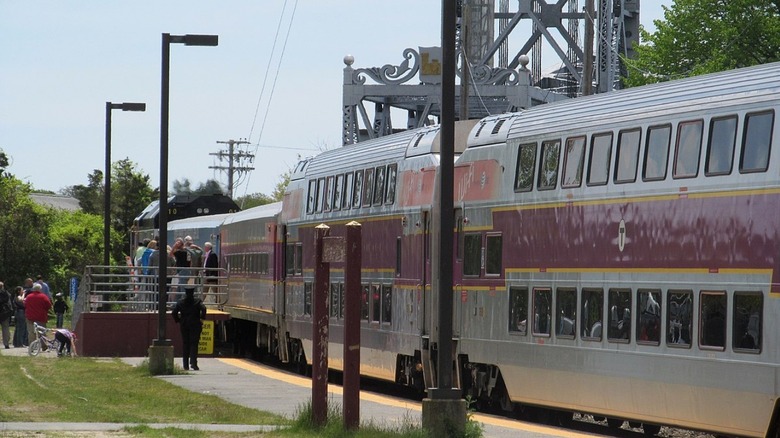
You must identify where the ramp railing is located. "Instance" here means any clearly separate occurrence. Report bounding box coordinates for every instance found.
[72,265,228,329]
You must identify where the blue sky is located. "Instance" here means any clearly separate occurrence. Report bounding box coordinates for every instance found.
[0,1,670,198]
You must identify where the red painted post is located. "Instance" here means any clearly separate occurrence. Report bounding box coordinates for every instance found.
[312,224,330,426]
[343,221,362,430]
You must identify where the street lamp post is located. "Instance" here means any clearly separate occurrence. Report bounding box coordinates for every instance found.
[150,33,218,375]
[104,102,146,268]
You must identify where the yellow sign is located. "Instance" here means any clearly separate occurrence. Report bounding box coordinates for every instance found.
[198,320,214,355]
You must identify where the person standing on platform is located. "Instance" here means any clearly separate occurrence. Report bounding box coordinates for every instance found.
[202,242,219,304]
[13,286,27,347]
[24,284,51,341]
[53,293,68,328]
[0,282,13,349]
[172,288,206,371]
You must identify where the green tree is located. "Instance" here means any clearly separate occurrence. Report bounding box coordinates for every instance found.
[234,192,274,209]
[48,210,113,290]
[62,169,103,214]
[0,176,54,288]
[112,159,156,254]
[271,169,292,202]
[625,0,780,87]
[63,158,156,258]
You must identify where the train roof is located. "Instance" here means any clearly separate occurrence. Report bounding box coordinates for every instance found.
[502,61,780,142]
[302,120,479,178]
[221,201,282,226]
[168,213,232,230]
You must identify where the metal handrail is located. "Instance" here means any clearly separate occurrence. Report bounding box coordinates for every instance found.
[72,265,229,327]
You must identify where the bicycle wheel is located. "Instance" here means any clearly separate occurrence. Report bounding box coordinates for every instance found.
[28,340,41,356]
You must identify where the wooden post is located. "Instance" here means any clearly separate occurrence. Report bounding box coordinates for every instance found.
[343,221,362,430]
[312,224,330,426]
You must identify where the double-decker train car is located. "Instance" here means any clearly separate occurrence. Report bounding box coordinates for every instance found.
[210,62,780,437]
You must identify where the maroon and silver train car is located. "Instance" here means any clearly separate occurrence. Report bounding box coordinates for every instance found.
[219,61,780,437]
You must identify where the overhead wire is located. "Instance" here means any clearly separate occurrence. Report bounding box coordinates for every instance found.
[237,0,299,202]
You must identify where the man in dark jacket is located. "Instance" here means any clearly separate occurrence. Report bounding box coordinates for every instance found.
[171,289,206,371]
[202,241,219,304]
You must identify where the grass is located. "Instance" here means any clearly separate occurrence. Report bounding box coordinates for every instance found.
[0,355,285,426]
[0,355,483,437]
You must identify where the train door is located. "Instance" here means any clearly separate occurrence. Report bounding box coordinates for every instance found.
[420,210,431,336]
[453,208,464,338]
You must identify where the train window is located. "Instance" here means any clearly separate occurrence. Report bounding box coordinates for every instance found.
[371,284,381,323]
[705,116,737,176]
[343,172,354,210]
[532,288,552,337]
[307,180,317,214]
[673,120,703,178]
[508,286,528,335]
[485,233,502,276]
[537,140,561,190]
[373,165,386,205]
[362,168,375,207]
[285,245,295,276]
[361,284,370,321]
[555,288,576,339]
[295,243,303,276]
[667,290,692,347]
[259,253,269,275]
[514,142,536,192]
[352,170,364,208]
[733,292,762,353]
[382,285,392,324]
[315,177,325,212]
[339,283,345,319]
[740,110,774,173]
[304,282,312,316]
[385,163,398,204]
[636,289,661,345]
[643,125,671,181]
[463,233,482,277]
[562,136,585,188]
[699,291,726,350]
[615,129,640,183]
[333,174,344,211]
[607,288,631,343]
[324,176,334,212]
[330,283,340,318]
[587,133,612,186]
[581,288,603,341]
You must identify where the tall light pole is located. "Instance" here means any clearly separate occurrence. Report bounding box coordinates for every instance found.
[104,102,146,267]
[151,33,218,374]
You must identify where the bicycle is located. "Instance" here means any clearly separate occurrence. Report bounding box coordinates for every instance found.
[28,322,61,357]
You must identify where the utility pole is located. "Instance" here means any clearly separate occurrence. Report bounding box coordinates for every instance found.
[210,139,254,198]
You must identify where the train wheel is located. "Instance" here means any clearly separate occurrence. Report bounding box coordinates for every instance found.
[643,423,661,436]
[607,418,624,429]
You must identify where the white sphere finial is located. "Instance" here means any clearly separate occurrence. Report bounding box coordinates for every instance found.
[518,55,530,69]
[344,54,355,66]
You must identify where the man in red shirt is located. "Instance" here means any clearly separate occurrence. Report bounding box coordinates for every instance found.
[25,283,51,341]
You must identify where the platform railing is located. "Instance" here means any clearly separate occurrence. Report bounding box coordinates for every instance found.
[72,265,228,329]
